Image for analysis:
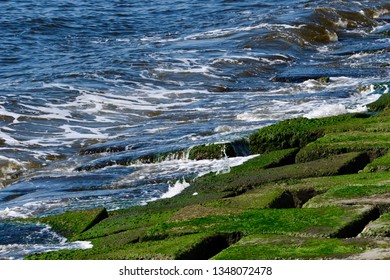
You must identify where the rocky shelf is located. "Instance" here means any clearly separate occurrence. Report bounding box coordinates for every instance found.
[22,82,390,260]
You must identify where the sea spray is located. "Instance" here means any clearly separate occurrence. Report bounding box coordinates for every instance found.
[161,178,190,199]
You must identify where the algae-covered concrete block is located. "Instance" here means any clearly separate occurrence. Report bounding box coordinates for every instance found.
[249,114,370,154]
[37,208,109,240]
[363,152,390,172]
[295,131,390,163]
[143,205,377,241]
[190,151,369,196]
[304,184,390,208]
[211,234,372,260]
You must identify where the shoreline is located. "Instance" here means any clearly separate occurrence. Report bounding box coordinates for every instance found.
[22,81,390,260]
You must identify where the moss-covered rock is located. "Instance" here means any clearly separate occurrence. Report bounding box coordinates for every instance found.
[188,143,234,160]
[363,152,390,172]
[360,212,390,237]
[35,208,109,240]
[23,94,390,261]
[188,139,250,160]
[365,82,390,111]
[189,151,371,196]
[144,206,375,240]
[204,187,317,211]
[295,131,390,163]
[212,234,371,260]
[204,188,290,210]
[27,233,218,260]
[367,93,390,112]
[249,113,370,154]
[74,208,176,241]
[304,184,390,208]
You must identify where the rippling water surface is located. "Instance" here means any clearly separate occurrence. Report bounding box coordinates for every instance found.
[0,0,389,258]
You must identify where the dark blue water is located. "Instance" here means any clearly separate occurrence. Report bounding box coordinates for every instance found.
[0,0,389,258]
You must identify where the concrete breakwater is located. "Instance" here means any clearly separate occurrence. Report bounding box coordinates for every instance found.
[23,82,390,260]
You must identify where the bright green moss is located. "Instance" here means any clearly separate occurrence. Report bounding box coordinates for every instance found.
[295,131,390,163]
[144,206,370,239]
[24,94,390,261]
[323,185,390,198]
[188,152,367,196]
[184,149,298,194]
[212,235,369,260]
[27,233,212,260]
[304,183,390,208]
[204,188,287,210]
[249,114,370,154]
[363,152,390,172]
[35,208,108,240]
[75,209,176,240]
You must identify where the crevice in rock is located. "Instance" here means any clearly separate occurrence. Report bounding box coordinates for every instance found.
[268,189,318,208]
[376,204,390,215]
[331,206,381,238]
[177,232,243,260]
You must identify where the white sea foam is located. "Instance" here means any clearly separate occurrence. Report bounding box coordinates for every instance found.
[160,178,190,199]
[0,130,21,146]
[235,76,385,123]
[0,207,29,219]
[114,155,258,194]
[152,155,258,199]
[154,64,219,78]
[59,124,109,140]
[211,53,291,67]
[335,18,349,28]
[0,105,21,123]
[0,200,67,220]
[304,103,349,118]
[0,223,93,260]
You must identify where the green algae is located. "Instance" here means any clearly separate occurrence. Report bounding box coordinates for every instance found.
[204,188,289,210]
[304,183,390,209]
[26,233,212,260]
[187,151,367,197]
[188,143,232,160]
[188,139,249,160]
[249,113,370,154]
[144,206,372,240]
[360,212,390,238]
[363,152,390,172]
[212,235,370,260]
[74,209,176,241]
[24,89,390,260]
[35,208,108,240]
[295,131,390,163]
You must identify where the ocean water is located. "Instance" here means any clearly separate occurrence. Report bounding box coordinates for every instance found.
[0,0,389,259]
